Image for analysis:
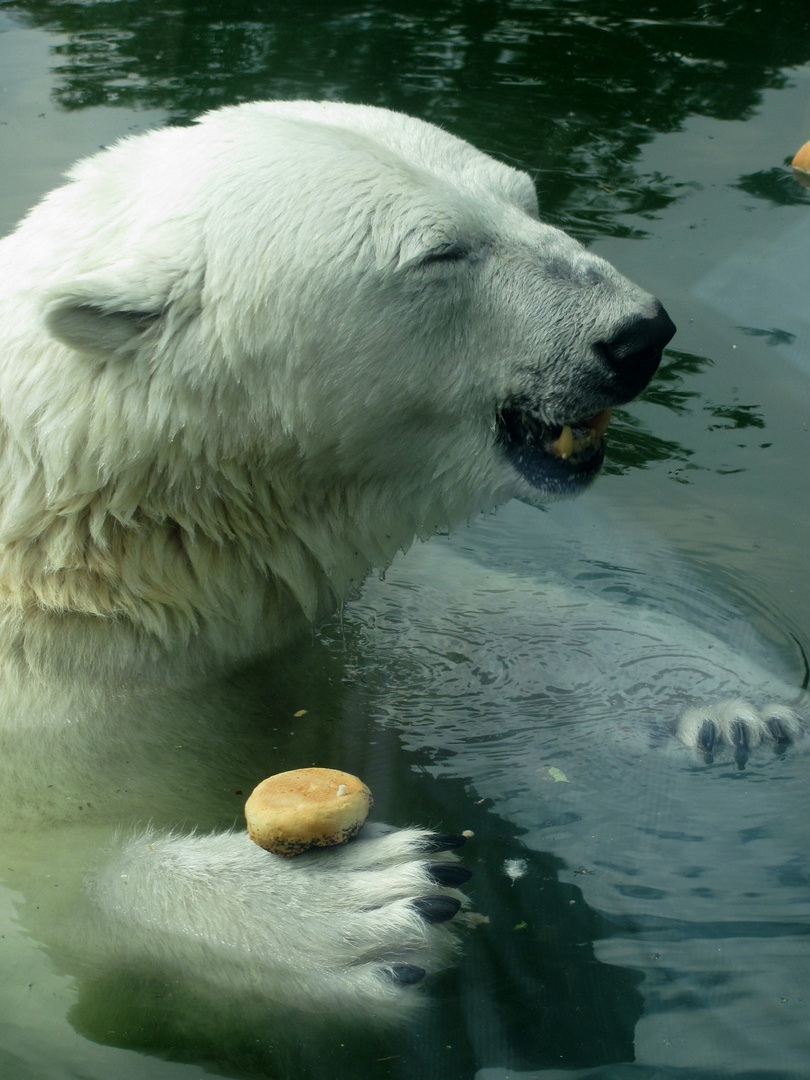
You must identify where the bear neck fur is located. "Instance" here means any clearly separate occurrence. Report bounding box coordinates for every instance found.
[0,433,474,683]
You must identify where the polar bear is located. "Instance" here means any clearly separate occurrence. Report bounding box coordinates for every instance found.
[0,100,688,1029]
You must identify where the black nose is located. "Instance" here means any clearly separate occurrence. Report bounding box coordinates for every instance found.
[597,303,676,394]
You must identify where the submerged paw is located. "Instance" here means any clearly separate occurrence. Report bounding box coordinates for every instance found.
[677,700,803,766]
[315,827,474,1014]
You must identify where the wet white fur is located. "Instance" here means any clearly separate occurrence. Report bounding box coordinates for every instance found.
[0,101,680,1021]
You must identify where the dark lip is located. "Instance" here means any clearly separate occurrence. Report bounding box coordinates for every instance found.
[496,403,607,494]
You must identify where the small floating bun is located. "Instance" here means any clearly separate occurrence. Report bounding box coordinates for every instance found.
[245,767,373,856]
[792,141,810,189]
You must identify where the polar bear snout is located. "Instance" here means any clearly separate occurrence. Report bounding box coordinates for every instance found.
[496,297,675,496]
[595,302,676,398]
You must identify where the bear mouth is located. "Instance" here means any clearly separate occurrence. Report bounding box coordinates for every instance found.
[496,404,613,492]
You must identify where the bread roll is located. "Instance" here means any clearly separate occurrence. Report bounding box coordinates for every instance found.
[245,767,372,856]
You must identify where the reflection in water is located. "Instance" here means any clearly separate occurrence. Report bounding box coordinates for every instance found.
[4,0,810,238]
[604,350,707,476]
[601,346,766,480]
[734,166,810,207]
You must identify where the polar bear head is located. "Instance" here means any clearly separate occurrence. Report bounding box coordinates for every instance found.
[0,102,674,661]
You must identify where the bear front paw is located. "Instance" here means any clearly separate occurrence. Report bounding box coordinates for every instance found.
[97,823,474,1021]
[677,699,803,766]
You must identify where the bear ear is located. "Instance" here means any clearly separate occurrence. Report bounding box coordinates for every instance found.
[43,296,162,359]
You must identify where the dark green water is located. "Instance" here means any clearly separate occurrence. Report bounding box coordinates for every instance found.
[1,2,810,1078]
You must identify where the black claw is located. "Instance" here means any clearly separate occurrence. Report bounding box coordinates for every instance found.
[730,721,750,769]
[412,895,462,924]
[386,963,426,986]
[730,720,749,751]
[426,863,473,887]
[767,718,792,746]
[696,720,716,754]
[420,833,467,853]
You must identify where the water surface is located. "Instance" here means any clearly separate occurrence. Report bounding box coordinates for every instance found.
[1,2,809,1078]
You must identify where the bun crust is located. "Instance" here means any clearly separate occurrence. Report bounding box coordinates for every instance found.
[245,767,373,856]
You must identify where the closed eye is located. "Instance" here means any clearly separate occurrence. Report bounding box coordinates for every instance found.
[419,243,470,267]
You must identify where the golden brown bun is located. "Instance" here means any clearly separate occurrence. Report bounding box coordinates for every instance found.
[792,141,810,189]
[245,767,373,856]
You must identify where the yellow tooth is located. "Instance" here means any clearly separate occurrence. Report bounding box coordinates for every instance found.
[590,408,613,439]
[553,425,574,459]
